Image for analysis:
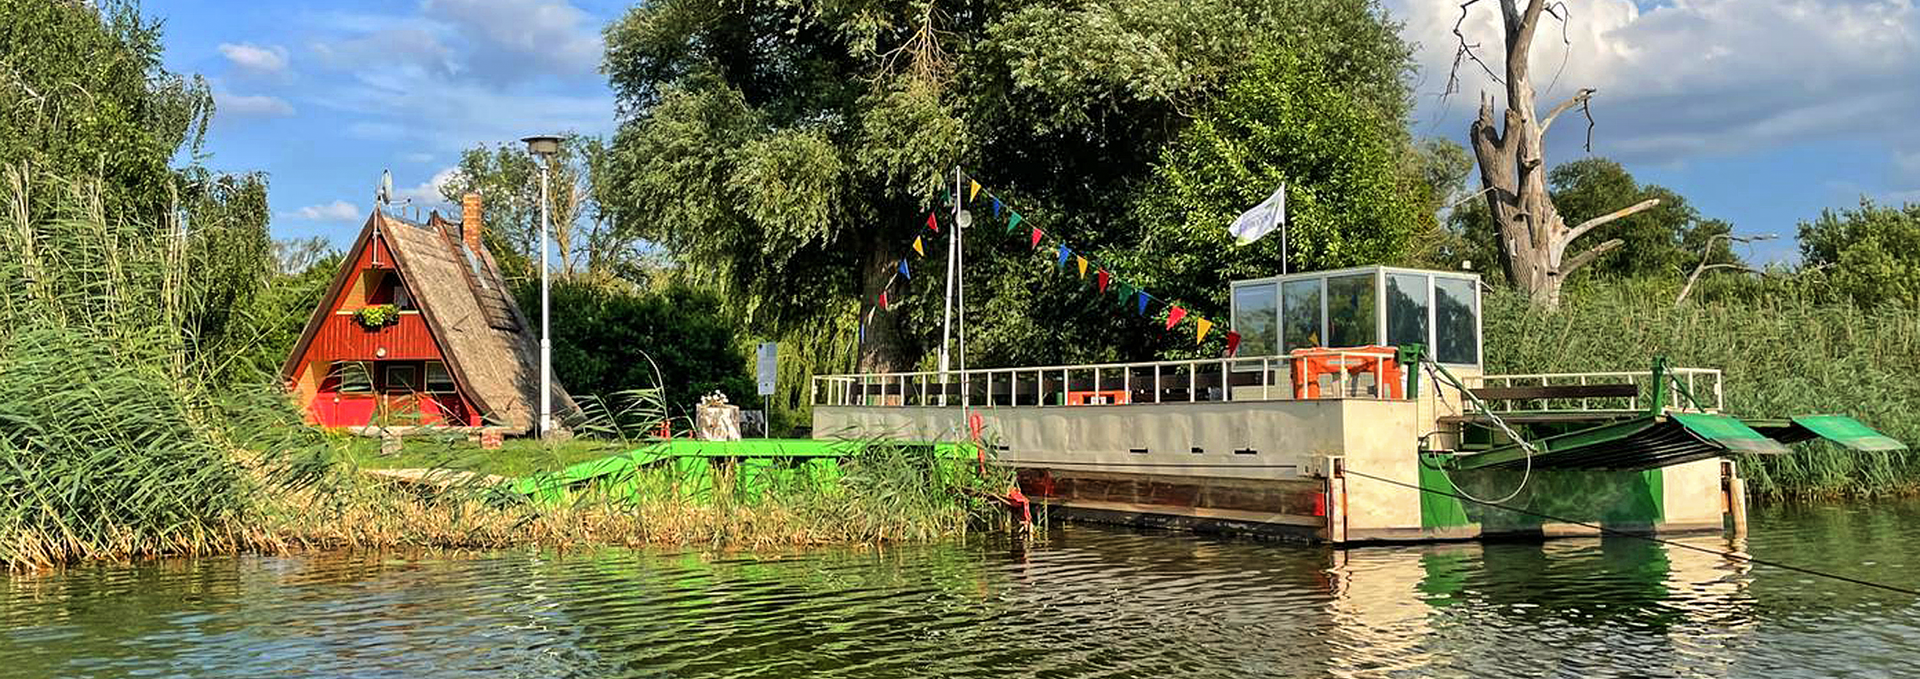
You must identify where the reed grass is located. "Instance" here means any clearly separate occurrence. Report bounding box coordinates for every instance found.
[1485,277,1920,501]
[0,167,1016,572]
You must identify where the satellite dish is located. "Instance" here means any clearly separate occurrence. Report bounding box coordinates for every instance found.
[378,169,393,205]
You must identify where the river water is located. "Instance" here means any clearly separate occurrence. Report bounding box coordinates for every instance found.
[5,501,1919,678]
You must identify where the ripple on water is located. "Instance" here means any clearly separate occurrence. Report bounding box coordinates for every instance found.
[6,502,1920,678]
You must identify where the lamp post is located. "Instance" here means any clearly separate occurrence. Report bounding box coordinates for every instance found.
[522,134,561,438]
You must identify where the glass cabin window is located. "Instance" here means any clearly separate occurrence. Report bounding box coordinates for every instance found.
[1231,283,1278,356]
[1281,279,1322,352]
[1435,277,1479,364]
[1387,273,1430,348]
[1325,274,1377,348]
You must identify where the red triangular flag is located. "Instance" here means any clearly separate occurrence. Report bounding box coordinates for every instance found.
[1225,331,1243,357]
[879,290,889,310]
[1029,226,1044,249]
[1097,270,1110,293]
[1165,305,1187,330]
[927,213,938,233]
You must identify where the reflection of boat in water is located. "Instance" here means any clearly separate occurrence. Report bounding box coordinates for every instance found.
[813,265,1903,543]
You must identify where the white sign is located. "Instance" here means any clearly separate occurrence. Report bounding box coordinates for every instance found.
[755,342,778,396]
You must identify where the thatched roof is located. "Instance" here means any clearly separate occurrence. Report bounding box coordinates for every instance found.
[281,209,575,434]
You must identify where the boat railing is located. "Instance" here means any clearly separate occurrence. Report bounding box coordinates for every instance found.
[812,348,1405,408]
[1462,368,1723,415]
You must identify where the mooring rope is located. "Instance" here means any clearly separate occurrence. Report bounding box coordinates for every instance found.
[1341,467,1920,597]
[1421,359,1535,505]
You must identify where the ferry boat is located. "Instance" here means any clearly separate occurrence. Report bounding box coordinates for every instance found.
[810,265,1904,543]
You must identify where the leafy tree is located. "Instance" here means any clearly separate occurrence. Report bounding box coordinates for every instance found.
[0,0,212,219]
[601,0,1422,370]
[1451,158,1738,285]
[520,279,759,423]
[441,135,641,284]
[1799,199,1920,308]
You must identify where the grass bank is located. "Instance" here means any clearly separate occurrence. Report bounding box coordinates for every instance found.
[0,169,1015,573]
[1484,278,1920,501]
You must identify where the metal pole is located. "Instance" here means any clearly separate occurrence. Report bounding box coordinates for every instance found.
[938,166,959,404]
[538,157,553,438]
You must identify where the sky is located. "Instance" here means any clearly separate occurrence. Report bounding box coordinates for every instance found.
[158,0,1920,265]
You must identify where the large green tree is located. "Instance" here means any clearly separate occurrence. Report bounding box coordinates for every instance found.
[1799,199,1920,308]
[602,0,1423,371]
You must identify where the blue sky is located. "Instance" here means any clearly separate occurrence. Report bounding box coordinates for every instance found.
[159,0,1920,265]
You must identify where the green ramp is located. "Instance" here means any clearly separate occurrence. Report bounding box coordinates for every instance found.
[1455,413,1788,472]
[1746,415,1907,452]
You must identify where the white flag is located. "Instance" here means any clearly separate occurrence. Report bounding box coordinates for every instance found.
[1228,184,1286,246]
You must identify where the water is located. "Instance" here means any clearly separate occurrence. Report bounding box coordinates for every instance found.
[6,502,1920,679]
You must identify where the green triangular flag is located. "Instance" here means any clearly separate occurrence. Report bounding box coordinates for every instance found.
[1006,211,1023,235]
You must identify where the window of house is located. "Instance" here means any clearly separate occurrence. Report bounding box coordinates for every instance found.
[328,362,373,394]
[424,361,457,393]
[385,364,419,393]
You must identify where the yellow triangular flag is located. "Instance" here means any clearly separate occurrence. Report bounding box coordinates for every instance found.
[969,180,981,201]
[1075,256,1088,278]
[912,236,924,257]
[1196,318,1214,343]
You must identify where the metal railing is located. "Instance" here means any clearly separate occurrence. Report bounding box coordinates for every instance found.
[1462,368,1724,414]
[811,349,1404,408]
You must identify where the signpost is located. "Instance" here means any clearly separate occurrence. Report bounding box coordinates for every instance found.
[754,342,777,437]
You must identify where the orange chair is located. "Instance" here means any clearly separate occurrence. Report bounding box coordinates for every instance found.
[1289,346,1403,399]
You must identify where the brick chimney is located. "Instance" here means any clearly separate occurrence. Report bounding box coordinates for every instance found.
[460,192,483,252]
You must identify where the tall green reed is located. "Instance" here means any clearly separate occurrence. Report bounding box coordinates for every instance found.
[1484,277,1920,500]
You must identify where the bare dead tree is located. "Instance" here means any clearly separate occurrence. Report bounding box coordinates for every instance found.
[1455,0,1660,308]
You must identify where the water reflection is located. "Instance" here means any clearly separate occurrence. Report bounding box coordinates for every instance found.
[5,503,1920,678]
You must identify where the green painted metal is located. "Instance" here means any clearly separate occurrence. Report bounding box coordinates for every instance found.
[1454,413,1788,472]
[1418,453,1471,529]
[1748,415,1906,452]
[1669,413,1792,455]
[508,439,973,505]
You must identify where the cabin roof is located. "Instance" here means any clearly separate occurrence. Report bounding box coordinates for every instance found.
[279,208,575,433]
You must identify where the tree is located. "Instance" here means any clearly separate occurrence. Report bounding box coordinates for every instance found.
[1546,158,1737,279]
[1799,199,1920,308]
[602,0,1424,371]
[1453,0,1660,307]
[441,135,637,284]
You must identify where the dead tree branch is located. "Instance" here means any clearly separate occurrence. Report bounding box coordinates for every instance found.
[1563,197,1660,244]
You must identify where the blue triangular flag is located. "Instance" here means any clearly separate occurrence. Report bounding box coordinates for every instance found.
[899,259,910,279]
[992,197,1002,218]
[1135,291,1151,315]
[1056,245,1072,267]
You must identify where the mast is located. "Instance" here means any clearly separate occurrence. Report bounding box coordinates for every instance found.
[938,165,960,405]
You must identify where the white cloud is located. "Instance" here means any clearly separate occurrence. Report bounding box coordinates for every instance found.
[218,42,290,76]
[283,200,362,222]
[1396,0,1920,168]
[215,91,295,118]
[422,0,602,82]
[394,167,464,207]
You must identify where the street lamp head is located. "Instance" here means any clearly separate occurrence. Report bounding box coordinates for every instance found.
[521,134,562,158]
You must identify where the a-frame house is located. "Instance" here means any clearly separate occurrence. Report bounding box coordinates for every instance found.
[280,193,572,435]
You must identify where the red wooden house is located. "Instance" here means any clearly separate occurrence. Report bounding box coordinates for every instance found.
[280,193,573,435]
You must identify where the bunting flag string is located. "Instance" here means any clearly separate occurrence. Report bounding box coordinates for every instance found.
[866,168,1235,356]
